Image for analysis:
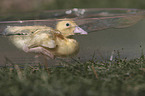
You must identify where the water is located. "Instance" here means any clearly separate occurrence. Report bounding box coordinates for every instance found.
[76,19,145,60]
[0,8,145,66]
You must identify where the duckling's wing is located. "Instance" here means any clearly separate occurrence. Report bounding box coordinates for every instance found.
[27,27,57,49]
[4,26,57,49]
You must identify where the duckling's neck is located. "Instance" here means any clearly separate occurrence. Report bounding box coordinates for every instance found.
[54,33,79,57]
[54,33,73,39]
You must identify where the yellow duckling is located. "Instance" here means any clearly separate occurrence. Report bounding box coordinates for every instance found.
[3,20,87,59]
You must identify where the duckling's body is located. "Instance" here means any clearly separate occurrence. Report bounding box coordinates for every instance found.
[3,20,87,59]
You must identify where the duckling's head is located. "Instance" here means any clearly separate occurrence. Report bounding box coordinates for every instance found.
[56,20,87,37]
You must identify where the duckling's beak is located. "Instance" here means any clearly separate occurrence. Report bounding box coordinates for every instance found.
[73,26,88,35]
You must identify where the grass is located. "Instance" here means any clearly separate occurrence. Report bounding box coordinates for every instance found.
[1,56,145,96]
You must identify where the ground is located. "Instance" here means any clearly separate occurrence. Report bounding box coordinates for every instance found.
[0,56,145,96]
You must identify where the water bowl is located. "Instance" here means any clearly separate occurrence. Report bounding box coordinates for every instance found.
[0,8,145,66]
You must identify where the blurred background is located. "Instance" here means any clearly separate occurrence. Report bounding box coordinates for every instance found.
[0,0,144,14]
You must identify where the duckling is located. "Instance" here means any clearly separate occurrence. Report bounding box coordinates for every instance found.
[3,20,87,59]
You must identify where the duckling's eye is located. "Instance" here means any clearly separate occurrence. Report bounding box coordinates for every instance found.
[66,23,70,27]
[31,32,34,34]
